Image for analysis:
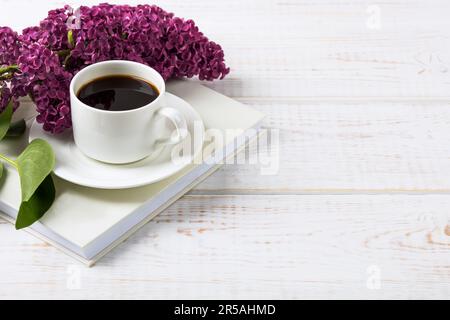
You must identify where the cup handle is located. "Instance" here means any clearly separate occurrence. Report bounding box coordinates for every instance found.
[154,107,188,147]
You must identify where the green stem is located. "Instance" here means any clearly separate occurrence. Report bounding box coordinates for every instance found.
[0,153,17,169]
[67,30,74,48]
[0,65,19,76]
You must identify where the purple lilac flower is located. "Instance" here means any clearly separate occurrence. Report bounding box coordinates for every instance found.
[16,43,72,133]
[0,86,20,112]
[0,27,20,66]
[0,27,21,111]
[28,3,230,81]
[0,3,230,133]
[0,86,12,111]
[21,7,71,51]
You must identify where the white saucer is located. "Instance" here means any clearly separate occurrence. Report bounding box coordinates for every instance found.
[29,93,204,189]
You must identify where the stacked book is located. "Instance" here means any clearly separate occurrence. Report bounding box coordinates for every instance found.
[0,80,265,266]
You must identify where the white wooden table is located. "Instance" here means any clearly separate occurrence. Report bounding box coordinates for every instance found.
[0,0,449,299]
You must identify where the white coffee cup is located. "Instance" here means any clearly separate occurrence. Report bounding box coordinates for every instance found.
[70,60,188,164]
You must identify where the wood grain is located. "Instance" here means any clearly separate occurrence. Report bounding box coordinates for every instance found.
[0,195,448,299]
[2,0,450,99]
[193,101,450,193]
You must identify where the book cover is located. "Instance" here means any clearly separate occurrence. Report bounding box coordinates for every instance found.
[0,80,265,266]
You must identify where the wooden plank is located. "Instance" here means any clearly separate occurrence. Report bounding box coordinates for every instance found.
[0,0,448,300]
[193,101,450,193]
[0,194,448,299]
[2,0,450,99]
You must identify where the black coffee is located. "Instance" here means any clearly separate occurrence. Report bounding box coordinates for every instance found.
[77,75,159,111]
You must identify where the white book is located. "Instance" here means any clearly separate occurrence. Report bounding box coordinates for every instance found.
[0,80,265,266]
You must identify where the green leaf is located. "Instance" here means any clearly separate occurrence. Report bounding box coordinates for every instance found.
[6,119,26,137]
[16,138,55,202]
[0,162,3,179]
[0,100,13,141]
[15,174,55,229]
[14,139,56,229]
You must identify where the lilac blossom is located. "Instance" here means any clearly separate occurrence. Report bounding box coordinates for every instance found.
[0,27,21,112]
[0,27,20,66]
[16,43,72,133]
[0,3,230,133]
